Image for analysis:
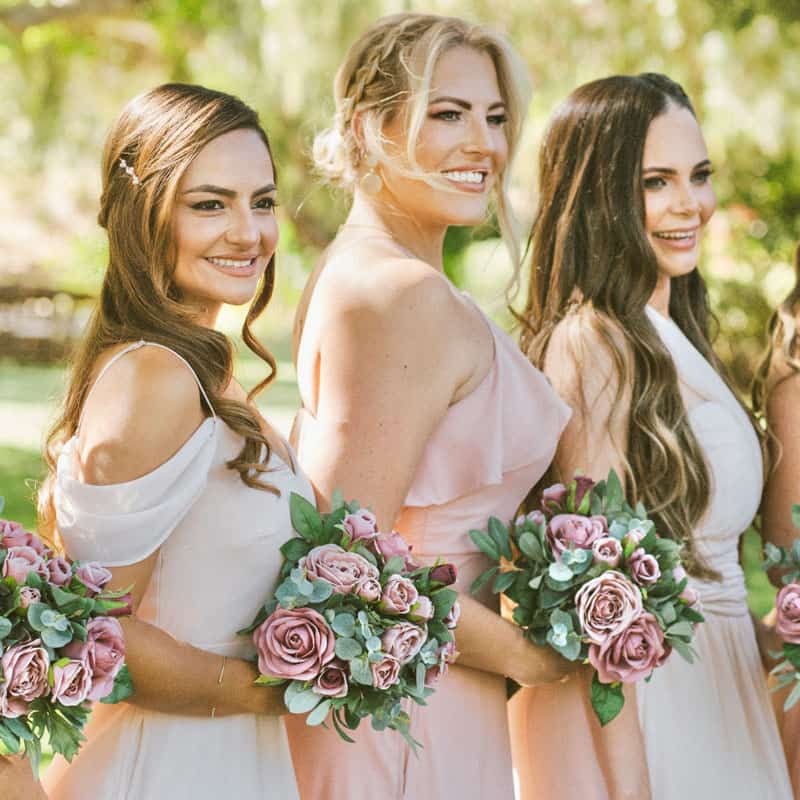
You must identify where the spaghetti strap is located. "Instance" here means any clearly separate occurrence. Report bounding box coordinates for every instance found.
[77,340,217,432]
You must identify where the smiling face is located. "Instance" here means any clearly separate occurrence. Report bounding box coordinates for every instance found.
[378,45,509,229]
[172,128,278,324]
[642,103,716,284]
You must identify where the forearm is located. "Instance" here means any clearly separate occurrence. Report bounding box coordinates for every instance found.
[120,617,283,717]
[0,756,47,799]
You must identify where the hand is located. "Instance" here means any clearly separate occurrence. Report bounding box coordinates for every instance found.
[512,638,585,687]
[0,755,47,800]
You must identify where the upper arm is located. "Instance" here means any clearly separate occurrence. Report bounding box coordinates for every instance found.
[543,315,631,483]
[300,268,462,528]
[77,346,207,486]
[762,371,800,550]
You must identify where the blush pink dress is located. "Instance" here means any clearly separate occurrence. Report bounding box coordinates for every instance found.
[509,307,793,800]
[285,295,571,800]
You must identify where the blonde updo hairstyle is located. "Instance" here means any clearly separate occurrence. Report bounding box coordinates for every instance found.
[314,12,530,278]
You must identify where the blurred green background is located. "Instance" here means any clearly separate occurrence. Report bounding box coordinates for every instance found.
[2,0,799,615]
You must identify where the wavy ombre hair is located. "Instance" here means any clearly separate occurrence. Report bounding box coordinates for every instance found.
[753,244,800,415]
[40,83,281,537]
[314,12,530,284]
[519,73,763,579]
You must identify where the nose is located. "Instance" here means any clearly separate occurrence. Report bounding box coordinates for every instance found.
[673,180,701,216]
[225,207,260,248]
[462,114,494,155]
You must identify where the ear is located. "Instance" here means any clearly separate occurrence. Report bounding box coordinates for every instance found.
[350,110,367,154]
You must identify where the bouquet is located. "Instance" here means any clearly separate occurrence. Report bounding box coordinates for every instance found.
[0,499,132,773]
[469,472,704,725]
[241,492,460,749]
[762,503,800,709]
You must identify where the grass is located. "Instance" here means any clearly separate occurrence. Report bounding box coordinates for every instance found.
[0,445,44,530]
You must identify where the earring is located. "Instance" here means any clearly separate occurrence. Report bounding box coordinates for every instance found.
[360,153,383,195]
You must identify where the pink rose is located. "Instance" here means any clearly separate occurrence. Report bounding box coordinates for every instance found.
[371,655,401,690]
[541,483,567,512]
[589,611,671,683]
[672,565,687,583]
[0,519,22,538]
[381,622,427,665]
[65,617,126,700]
[426,640,459,685]
[0,639,50,717]
[51,659,93,707]
[672,566,699,607]
[622,528,646,549]
[379,574,419,615]
[572,476,596,510]
[592,537,623,568]
[342,509,378,541]
[312,659,349,698]
[547,514,606,558]
[372,531,416,570]
[2,546,48,584]
[47,556,73,587]
[776,584,800,644]
[409,596,434,622]
[444,600,461,630]
[18,587,41,610]
[253,607,335,681]
[300,544,379,595]
[575,570,643,645]
[1,527,47,555]
[627,548,661,586]
[75,562,113,596]
[355,576,382,603]
[429,563,457,587]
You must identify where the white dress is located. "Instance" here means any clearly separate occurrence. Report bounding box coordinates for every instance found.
[43,341,309,800]
[635,308,792,799]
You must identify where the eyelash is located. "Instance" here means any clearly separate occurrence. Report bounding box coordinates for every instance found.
[429,110,507,126]
[643,169,714,190]
[190,197,277,211]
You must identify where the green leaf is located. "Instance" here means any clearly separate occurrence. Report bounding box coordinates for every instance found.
[331,489,345,510]
[287,688,321,714]
[792,504,800,530]
[488,517,513,561]
[493,570,516,594]
[591,673,625,726]
[51,586,81,608]
[431,588,457,620]
[0,616,12,639]
[42,627,73,648]
[281,537,312,562]
[604,469,624,513]
[26,602,48,632]
[668,636,694,663]
[528,574,543,590]
[100,663,134,703]
[469,566,498,595]
[659,603,677,626]
[290,493,323,542]
[309,580,333,604]
[517,532,543,561]
[784,643,800,671]
[254,674,287,686]
[666,621,693,639]
[349,655,373,686]
[332,613,356,638]
[549,609,574,632]
[381,556,405,578]
[784,680,800,712]
[548,560,573,582]
[306,697,332,726]
[335,637,363,660]
[4,717,33,742]
[0,720,21,753]
[468,530,500,561]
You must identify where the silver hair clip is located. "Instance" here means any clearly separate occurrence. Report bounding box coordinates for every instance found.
[118,158,141,186]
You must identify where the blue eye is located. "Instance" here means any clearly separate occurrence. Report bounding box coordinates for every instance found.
[192,199,224,211]
[431,110,461,121]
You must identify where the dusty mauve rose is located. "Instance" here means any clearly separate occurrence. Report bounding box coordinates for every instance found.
[573,476,596,510]
[51,659,93,707]
[379,574,419,615]
[47,556,72,587]
[429,563,457,587]
[425,661,447,686]
[64,616,126,700]
[672,566,700,607]
[254,607,336,681]
[776,584,800,644]
[18,587,41,610]
[444,600,461,630]
[372,531,416,569]
[409,596,434,622]
[0,519,22,538]
[75,562,113,596]
[105,592,134,617]
[575,570,643,645]
[592,537,623,568]
[0,639,50,717]
[2,546,48,584]
[300,544,379,595]
[628,548,661,586]
[381,622,427,665]
[589,611,671,683]
[622,528,646,549]
[1,527,47,555]
[355,577,382,603]
[547,515,606,558]
[312,659,349,698]
[342,509,378,542]
[371,655,401,690]
[541,483,567,512]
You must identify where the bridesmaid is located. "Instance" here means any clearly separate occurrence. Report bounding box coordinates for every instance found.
[754,243,800,797]
[511,73,793,799]
[40,84,309,798]
[285,12,573,800]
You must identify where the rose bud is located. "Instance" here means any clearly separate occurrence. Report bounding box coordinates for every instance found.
[408,596,434,622]
[592,537,623,568]
[541,483,567,513]
[627,548,661,586]
[429,563,457,587]
[342,509,379,542]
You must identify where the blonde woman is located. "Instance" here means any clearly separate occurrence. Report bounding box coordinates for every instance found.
[40,84,309,799]
[754,243,800,797]
[286,13,573,800]
[512,73,791,799]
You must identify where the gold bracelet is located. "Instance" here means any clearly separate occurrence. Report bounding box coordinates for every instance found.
[210,656,227,719]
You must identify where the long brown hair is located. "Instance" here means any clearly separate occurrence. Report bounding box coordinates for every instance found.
[519,73,763,578]
[40,83,280,537]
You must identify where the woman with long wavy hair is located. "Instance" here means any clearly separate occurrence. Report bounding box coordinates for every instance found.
[753,243,800,797]
[39,83,310,799]
[285,12,573,800]
[510,74,792,799]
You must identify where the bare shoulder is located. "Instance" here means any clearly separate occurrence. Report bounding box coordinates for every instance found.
[78,343,207,484]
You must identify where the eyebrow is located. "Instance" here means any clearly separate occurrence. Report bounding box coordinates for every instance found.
[642,159,712,175]
[182,183,276,197]
[428,95,506,111]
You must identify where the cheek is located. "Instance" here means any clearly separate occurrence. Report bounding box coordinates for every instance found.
[643,191,669,233]
[699,186,717,224]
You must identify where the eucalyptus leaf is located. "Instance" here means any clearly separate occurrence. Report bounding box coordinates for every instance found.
[42,627,72,649]
[332,613,356,638]
[287,688,322,714]
[548,560,573,582]
[0,617,11,639]
[666,621,693,639]
[528,574,543,590]
[335,637,363,660]
[306,698,332,726]
[309,580,334,604]
[784,680,800,711]
[792,504,800,530]
[349,655,373,686]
